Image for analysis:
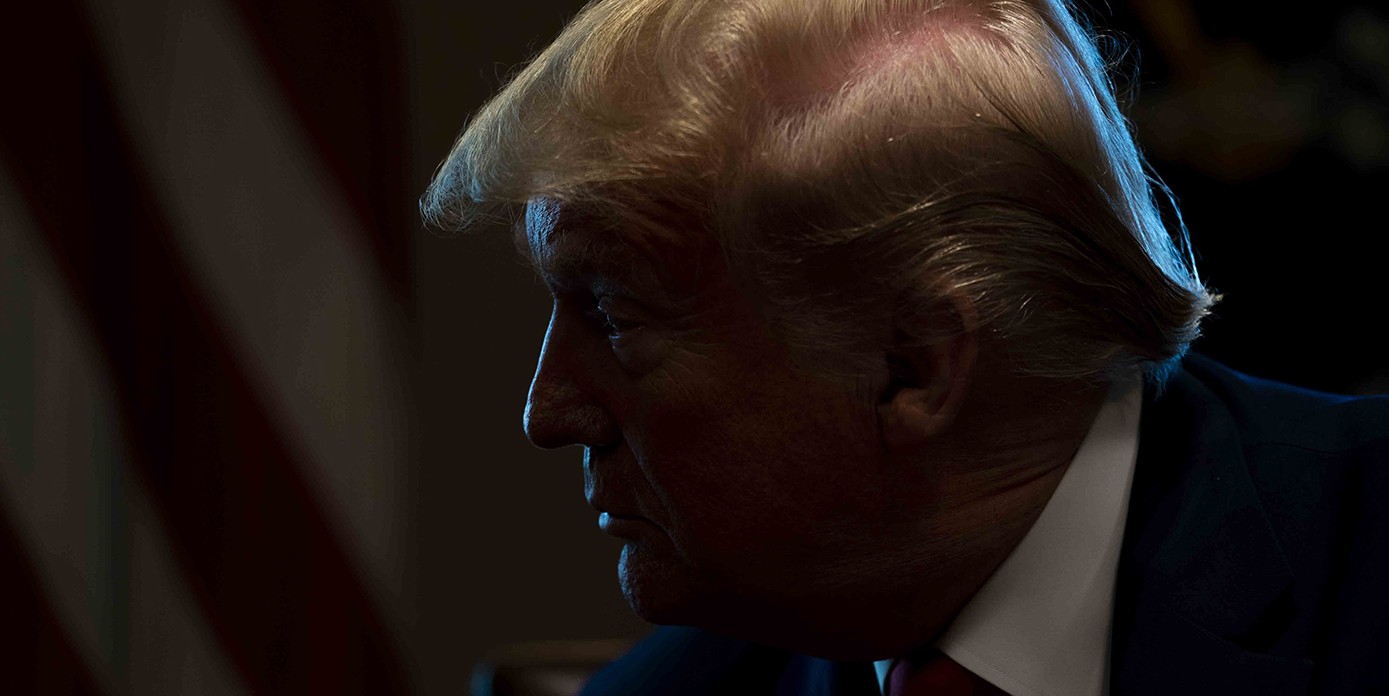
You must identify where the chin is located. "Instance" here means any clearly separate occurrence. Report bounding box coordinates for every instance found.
[619,547,925,660]
[616,543,709,624]
[616,541,765,631]
[614,544,778,644]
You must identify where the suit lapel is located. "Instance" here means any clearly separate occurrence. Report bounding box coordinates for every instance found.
[1109,364,1312,696]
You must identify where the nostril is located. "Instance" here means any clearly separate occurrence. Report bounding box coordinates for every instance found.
[523,385,621,450]
[523,388,580,449]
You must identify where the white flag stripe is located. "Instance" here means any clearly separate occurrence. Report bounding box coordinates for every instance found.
[78,0,415,641]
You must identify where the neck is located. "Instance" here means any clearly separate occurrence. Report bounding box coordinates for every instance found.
[942,366,1110,506]
[688,365,1113,662]
[860,366,1111,658]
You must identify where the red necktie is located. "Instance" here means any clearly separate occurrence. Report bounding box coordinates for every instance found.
[884,649,1009,696]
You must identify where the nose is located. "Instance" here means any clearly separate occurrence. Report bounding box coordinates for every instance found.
[523,305,620,450]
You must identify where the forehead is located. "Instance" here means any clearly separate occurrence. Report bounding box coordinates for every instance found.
[521,198,686,293]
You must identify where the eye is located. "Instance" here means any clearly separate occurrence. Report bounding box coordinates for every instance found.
[584,301,643,339]
[588,311,640,338]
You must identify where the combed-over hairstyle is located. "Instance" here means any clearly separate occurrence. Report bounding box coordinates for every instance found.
[423,0,1216,386]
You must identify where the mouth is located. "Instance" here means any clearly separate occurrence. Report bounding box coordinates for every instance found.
[598,511,657,539]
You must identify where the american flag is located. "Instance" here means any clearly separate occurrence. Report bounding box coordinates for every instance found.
[1,0,418,692]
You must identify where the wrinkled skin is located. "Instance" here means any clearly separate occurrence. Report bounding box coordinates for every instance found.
[520,197,1100,660]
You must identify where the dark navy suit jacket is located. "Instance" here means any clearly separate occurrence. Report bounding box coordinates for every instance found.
[579,355,1389,695]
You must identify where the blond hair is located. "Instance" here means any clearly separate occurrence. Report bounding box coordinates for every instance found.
[422,0,1216,386]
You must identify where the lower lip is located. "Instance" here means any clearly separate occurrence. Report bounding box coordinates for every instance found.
[598,512,653,538]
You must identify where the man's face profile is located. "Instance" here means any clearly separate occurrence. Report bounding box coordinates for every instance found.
[426,0,1221,666]
[521,197,914,648]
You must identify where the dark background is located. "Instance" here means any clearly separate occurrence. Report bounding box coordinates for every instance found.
[1,0,1384,693]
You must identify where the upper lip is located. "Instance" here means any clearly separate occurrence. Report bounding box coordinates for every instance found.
[586,487,649,519]
[585,449,650,519]
[587,499,646,519]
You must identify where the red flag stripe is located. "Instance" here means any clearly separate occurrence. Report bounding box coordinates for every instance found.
[0,1,412,693]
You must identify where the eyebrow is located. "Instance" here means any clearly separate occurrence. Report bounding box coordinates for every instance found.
[521,230,668,299]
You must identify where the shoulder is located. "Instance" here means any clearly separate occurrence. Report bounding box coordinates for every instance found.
[1131,354,1389,692]
[1148,354,1389,579]
[1173,352,1389,455]
[1134,353,1389,550]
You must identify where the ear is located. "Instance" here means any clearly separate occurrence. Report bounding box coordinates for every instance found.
[876,292,978,455]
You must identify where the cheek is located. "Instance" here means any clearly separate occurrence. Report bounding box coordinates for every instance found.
[636,376,884,563]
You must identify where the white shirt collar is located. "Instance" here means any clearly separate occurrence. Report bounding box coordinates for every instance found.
[875,376,1143,696]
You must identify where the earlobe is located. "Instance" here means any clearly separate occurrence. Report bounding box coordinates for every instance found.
[876,293,978,455]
